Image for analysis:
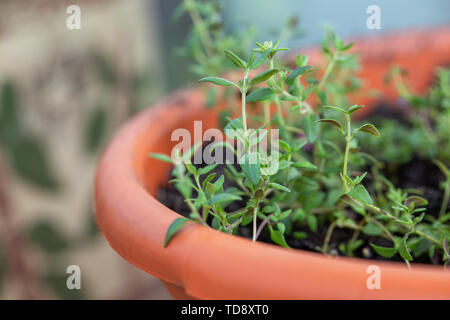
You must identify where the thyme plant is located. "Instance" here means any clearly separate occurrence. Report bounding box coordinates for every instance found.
[150,0,450,267]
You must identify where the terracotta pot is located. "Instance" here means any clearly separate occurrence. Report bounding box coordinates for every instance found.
[95,27,450,299]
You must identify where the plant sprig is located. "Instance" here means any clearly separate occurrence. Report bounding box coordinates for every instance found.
[151,10,450,267]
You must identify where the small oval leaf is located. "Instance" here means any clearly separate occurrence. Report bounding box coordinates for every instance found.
[285,66,312,85]
[322,105,347,114]
[209,193,242,205]
[269,227,290,248]
[164,218,189,247]
[347,185,373,205]
[398,237,413,262]
[269,182,291,193]
[347,105,364,114]
[318,119,344,133]
[199,77,238,88]
[250,69,280,86]
[370,243,397,258]
[246,88,274,102]
[149,153,173,163]
[225,49,247,69]
[356,124,380,137]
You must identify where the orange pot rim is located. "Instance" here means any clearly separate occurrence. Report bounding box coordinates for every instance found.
[94,27,450,299]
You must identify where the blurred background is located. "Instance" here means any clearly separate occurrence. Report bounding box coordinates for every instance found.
[0,0,448,299]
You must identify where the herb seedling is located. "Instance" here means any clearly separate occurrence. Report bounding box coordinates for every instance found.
[150,4,450,266]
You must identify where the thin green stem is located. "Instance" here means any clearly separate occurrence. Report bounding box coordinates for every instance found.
[264,101,271,129]
[342,114,351,192]
[241,71,250,145]
[322,221,337,254]
[274,95,286,126]
[252,200,259,242]
[370,218,396,243]
[318,53,336,91]
[226,217,243,233]
[185,199,207,226]
[363,202,443,248]
[440,180,450,218]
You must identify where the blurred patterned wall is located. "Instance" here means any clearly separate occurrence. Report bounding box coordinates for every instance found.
[0,0,170,299]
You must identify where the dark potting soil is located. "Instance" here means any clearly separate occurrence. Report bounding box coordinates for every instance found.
[156,106,448,265]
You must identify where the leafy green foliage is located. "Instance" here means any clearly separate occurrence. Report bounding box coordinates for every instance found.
[199,77,238,88]
[164,218,190,247]
[152,11,450,266]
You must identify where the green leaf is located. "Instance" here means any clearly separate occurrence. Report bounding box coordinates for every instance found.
[250,69,280,86]
[405,196,428,208]
[293,161,317,170]
[185,163,197,175]
[248,53,256,68]
[278,140,291,152]
[434,160,450,178]
[293,231,307,240]
[246,88,274,102]
[205,182,215,194]
[398,237,413,262]
[348,239,364,253]
[318,119,344,133]
[341,42,354,51]
[347,185,373,205]
[251,49,271,69]
[370,243,397,258]
[295,54,309,67]
[240,153,260,185]
[347,104,364,114]
[164,218,189,247]
[277,222,286,234]
[269,227,290,248]
[353,172,368,185]
[300,113,319,143]
[361,222,383,236]
[213,175,225,190]
[198,163,218,175]
[209,193,242,205]
[285,66,312,85]
[355,124,380,137]
[199,77,238,88]
[307,214,318,232]
[149,153,173,163]
[225,49,247,69]
[278,209,292,220]
[269,182,291,193]
[224,118,245,142]
[322,105,347,114]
